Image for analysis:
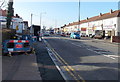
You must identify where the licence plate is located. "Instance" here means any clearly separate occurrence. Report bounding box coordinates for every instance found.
[8,48,14,51]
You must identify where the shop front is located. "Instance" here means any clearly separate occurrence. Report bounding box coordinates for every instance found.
[103,25,115,39]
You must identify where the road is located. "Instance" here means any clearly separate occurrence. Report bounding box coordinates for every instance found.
[43,35,119,81]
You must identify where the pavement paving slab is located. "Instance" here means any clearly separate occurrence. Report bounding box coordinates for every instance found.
[2,54,42,80]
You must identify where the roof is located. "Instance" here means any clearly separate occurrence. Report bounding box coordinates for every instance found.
[64,9,120,27]
[0,10,7,16]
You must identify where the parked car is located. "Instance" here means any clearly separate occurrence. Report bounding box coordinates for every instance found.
[61,33,66,37]
[94,34,103,39]
[43,32,50,36]
[81,33,88,37]
[2,39,34,56]
[89,34,95,38]
[70,32,81,39]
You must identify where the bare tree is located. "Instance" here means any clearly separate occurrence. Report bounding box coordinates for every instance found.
[0,0,7,9]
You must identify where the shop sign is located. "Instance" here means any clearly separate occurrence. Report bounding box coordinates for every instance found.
[103,25,114,30]
[81,28,86,31]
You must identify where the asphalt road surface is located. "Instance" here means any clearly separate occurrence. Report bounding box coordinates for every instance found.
[34,41,65,81]
[43,35,119,82]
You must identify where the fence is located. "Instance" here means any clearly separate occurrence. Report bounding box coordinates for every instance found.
[111,36,120,43]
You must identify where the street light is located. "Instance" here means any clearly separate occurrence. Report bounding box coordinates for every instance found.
[78,0,80,33]
[30,13,33,34]
[40,12,46,32]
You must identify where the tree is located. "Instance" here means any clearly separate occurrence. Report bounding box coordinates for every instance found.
[0,0,6,9]
[6,0,14,28]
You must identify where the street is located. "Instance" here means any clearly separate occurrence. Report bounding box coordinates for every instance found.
[1,1,120,82]
[43,35,119,81]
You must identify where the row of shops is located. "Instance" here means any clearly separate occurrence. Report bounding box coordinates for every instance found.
[54,9,120,42]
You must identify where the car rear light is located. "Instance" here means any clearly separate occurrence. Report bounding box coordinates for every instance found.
[15,44,23,48]
[9,40,29,43]
[18,40,22,43]
[25,40,29,43]
[9,40,14,43]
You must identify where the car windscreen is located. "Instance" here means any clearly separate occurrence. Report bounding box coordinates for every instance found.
[74,33,79,35]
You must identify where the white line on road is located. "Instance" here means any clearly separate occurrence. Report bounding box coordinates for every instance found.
[70,41,117,60]
[46,46,67,80]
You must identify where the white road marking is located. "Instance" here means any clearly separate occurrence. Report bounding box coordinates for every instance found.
[45,46,67,80]
[103,55,116,60]
[70,42,117,60]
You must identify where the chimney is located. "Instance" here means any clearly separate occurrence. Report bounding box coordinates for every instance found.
[9,0,13,2]
[110,9,113,14]
[86,17,89,20]
[99,13,102,17]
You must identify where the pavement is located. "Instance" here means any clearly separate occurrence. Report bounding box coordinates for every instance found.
[2,53,42,80]
[92,38,120,45]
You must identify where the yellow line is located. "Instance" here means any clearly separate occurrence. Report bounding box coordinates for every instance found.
[44,40,85,82]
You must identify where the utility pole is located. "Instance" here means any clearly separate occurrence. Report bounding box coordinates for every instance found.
[31,13,33,26]
[78,0,80,33]
[40,12,46,32]
[30,13,33,34]
[40,13,42,32]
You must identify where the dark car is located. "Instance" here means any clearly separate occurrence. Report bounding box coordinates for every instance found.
[61,33,66,37]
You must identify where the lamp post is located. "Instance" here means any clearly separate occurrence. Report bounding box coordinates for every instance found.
[78,0,80,33]
[40,12,46,32]
[30,13,33,34]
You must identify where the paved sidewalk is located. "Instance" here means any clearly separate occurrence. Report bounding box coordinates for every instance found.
[92,38,120,45]
[2,54,42,80]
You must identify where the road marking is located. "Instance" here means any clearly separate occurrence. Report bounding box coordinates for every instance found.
[48,36,117,60]
[69,41,117,60]
[44,39,85,82]
[46,47,68,81]
[52,48,85,81]
[103,55,116,59]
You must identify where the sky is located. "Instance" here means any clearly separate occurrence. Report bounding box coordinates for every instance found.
[12,1,118,29]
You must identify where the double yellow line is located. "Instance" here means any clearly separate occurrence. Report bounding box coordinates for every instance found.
[44,39,85,82]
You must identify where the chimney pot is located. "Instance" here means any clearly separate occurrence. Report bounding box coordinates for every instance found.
[86,17,89,20]
[99,13,102,17]
[110,9,113,14]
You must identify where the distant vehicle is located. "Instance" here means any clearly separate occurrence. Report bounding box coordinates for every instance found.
[81,33,88,37]
[30,25,41,41]
[21,35,31,40]
[93,30,105,39]
[43,32,50,36]
[89,34,95,38]
[2,39,34,56]
[49,30,54,34]
[94,34,103,39]
[70,32,81,39]
[61,33,66,37]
